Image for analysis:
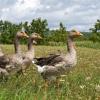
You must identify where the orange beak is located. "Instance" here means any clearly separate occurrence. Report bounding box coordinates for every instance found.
[23,32,29,38]
[76,31,83,36]
[38,35,42,39]
[79,32,83,36]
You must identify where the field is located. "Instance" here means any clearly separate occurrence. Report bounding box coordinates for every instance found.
[0,41,100,100]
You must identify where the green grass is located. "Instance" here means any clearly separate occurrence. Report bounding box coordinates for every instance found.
[76,41,100,49]
[0,42,100,100]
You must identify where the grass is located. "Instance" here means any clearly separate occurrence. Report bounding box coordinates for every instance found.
[0,41,100,100]
[76,41,100,49]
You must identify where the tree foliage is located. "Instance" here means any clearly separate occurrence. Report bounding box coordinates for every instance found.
[0,19,67,45]
[89,19,100,42]
[0,18,49,44]
[46,22,67,45]
[0,21,20,44]
[0,18,100,45]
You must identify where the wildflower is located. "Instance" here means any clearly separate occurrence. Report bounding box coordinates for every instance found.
[95,85,100,92]
[60,75,67,77]
[59,79,65,82]
[85,76,91,81]
[80,85,85,89]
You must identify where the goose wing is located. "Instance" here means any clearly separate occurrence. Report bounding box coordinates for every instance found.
[0,55,10,68]
[34,54,64,66]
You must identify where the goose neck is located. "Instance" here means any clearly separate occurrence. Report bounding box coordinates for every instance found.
[67,36,76,54]
[14,36,21,54]
[28,38,34,51]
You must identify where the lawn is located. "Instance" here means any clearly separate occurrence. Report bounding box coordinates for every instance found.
[0,42,100,100]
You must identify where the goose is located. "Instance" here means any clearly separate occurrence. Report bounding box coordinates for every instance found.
[21,33,42,73]
[0,30,29,76]
[10,31,29,64]
[24,33,42,61]
[32,29,83,81]
[6,30,29,73]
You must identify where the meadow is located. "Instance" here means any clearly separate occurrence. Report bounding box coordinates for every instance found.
[0,41,100,100]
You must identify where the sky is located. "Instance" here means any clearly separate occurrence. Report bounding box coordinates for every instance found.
[0,0,100,31]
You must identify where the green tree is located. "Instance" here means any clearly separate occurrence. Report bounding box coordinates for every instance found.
[46,22,67,45]
[30,18,49,44]
[0,20,22,44]
[30,18,49,37]
[90,19,100,42]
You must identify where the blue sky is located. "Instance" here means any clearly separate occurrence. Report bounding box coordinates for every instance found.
[0,0,100,31]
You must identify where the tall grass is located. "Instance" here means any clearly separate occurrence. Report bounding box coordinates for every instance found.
[0,42,100,100]
[76,41,100,49]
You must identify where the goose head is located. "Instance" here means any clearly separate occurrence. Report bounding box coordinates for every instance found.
[16,31,29,38]
[29,33,42,44]
[69,29,83,38]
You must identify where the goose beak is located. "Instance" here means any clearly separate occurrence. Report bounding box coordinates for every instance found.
[23,32,29,38]
[77,32,83,36]
[38,36,42,39]
[79,33,83,36]
[25,34,29,38]
[37,34,42,39]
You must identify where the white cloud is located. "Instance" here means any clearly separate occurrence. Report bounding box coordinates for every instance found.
[1,8,10,12]
[65,5,81,14]
[0,0,100,31]
[0,0,42,22]
[15,0,41,12]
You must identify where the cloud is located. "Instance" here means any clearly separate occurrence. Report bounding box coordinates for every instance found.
[0,0,42,22]
[0,0,100,31]
[0,0,16,8]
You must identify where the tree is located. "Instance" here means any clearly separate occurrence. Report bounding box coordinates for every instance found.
[89,19,100,42]
[0,20,22,44]
[29,18,49,44]
[51,22,67,42]
[30,18,49,37]
[46,22,67,45]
